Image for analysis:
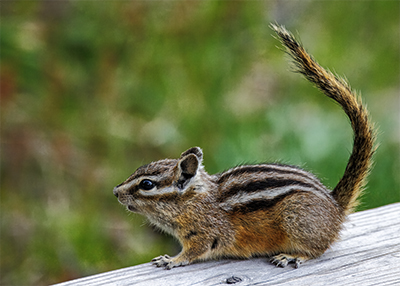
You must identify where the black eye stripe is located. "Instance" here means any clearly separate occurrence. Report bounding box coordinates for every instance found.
[139,179,155,190]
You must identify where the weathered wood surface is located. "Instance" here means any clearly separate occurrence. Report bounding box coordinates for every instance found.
[54,203,400,286]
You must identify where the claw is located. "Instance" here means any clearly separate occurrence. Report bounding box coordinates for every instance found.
[151,254,170,262]
[151,254,172,268]
[270,253,308,268]
[151,254,188,270]
[270,254,290,267]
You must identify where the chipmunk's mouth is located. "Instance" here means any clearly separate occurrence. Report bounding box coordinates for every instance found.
[127,205,137,212]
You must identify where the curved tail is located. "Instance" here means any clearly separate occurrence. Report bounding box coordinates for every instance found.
[271,24,376,215]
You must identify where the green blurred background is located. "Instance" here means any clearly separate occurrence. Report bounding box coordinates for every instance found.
[1,1,399,285]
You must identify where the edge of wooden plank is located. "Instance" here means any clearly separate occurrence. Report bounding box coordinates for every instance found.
[53,203,400,286]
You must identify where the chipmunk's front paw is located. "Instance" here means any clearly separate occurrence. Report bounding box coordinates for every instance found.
[151,254,188,270]
[270,253,308,268]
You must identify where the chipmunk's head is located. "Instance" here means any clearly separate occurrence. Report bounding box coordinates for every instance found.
[113,147,206,216]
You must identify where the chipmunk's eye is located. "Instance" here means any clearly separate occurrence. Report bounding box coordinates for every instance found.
[139,179,155,190]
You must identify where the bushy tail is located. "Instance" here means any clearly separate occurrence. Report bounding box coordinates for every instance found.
[271,23,376,215]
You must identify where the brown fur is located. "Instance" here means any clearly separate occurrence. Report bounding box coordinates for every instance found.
[113,24,376,269]
[270,24,376,215]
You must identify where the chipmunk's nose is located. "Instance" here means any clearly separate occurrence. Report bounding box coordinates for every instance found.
[113,187,119,198]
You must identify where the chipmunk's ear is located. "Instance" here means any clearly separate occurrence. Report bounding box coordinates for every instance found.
[177,147,203,190]
[180,147,203,162]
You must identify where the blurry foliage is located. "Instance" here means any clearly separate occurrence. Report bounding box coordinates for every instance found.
[1,1,399,285]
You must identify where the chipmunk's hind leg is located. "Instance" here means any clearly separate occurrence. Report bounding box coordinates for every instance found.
[270,253,309,268]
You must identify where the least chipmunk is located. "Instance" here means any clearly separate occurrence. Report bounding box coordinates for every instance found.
[113,24,376,269]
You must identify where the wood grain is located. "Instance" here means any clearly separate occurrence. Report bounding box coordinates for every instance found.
[53,203,400,286]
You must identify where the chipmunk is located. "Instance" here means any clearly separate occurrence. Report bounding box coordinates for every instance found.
[113,24,375,269]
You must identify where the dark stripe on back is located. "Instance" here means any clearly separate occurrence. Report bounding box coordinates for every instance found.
[217,164,310,185]
[231,190,304,214]
[217,178,313,202]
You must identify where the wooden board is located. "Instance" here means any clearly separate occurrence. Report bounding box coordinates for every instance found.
[53,203,400,286]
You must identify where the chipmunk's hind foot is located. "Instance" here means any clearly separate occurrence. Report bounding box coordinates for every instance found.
[151,254,189,270]
[270,253,309,268]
